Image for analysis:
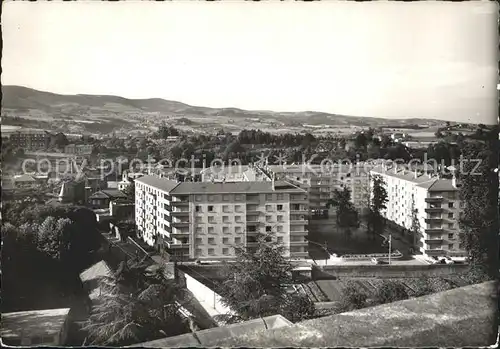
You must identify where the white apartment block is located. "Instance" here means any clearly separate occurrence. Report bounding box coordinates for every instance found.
[264,164,372,212]
[135,176,309,261]
[370,165,466,258]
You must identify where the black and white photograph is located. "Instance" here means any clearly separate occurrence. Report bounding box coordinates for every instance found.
[1,0,499,347]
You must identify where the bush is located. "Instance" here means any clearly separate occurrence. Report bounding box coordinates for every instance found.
[338,281,368,312]
[373,280,409,305]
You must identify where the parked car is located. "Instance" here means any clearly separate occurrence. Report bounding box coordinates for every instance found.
[444,257,455,265]
[371,257,388,265]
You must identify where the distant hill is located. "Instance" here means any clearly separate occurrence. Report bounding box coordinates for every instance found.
[2,85,448,127]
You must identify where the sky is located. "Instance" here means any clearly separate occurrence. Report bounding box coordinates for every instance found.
[2,1,499,124]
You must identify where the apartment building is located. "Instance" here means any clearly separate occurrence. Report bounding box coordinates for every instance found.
[370,165,465,258]
[135,176,309,261]
[7,128,49,150]
[264,164,371,212]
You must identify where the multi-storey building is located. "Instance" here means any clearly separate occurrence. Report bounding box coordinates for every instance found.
[370,165,465,258]
[264,164,371,212]
[7,128,49,150]
[135,176,309,261]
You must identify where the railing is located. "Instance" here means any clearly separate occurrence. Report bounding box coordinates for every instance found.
[340,250,403,261]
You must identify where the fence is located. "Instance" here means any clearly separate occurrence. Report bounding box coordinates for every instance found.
[312,264,469,279]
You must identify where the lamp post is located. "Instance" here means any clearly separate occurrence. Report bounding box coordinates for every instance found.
[388,234,392,265]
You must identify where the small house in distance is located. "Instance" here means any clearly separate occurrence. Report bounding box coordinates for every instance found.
[88,189,129,209]
[1,308,71,346]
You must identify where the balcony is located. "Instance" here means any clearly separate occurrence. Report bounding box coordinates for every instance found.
[290,219,308,225]
[171,210,190,216]
[425,228,444,234]
[424,249,443,256]
[246,210,261,215]
[246,241,258,247]
[289,251,309,258]
[171,200,189,206]
[290,196,308,203]
[171,230,190,237]
[167,240,190,249]
[425,217,442,223]
[290,230,308,236]
[425,208,443,213]
[425,238,443,244]
[289,241,308,246]
[246,221,263,226]
[425,197,444,203]
[172,221,190,227]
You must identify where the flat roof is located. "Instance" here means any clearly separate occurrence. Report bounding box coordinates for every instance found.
[1,308,71,340]
[135,175,180,192]
[171,181,305,195]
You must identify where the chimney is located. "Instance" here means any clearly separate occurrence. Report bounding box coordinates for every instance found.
[272,174,275,191]
[414,169,418,179]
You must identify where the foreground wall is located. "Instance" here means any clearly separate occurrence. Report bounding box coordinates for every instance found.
[312,264,469,279]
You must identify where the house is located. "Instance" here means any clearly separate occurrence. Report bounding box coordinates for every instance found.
[1,308,72,346]
[88,189,129,208]
[12,174,37,189]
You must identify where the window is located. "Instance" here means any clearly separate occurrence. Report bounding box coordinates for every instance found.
[277,194,284,200]
[208,237,215,244]
[208,195,215,202]
[277,236,284,243]
[235,216,242,223]
[196,227,203,234]
[235,226,242,234]
[223,195,230,202]
[235,237,242,244]
[196,248,203,256]
[234,194,243,201]
[266,194,273,200]
[277,204,283,211]
[208,227,214,234]
[195,195,202,202]
[195,237,203,244]
[448,213,454,219]
[448,223,454,229]
[223,205,230,213]
[448,234,454,239]
[266,205,273,212]
[208,205,214,212]
[208,248,215,255]
[266,226,272,233]
[266,215,272,222]
[223,216,229,223]
[208,216,215,223]
[459,202,465,208]
[277,215,284,222]
[235,205,243,213]
[448,244,454,250]
[222,248,229,255]
[195,206,201,212]
[448,202,454,209]
[223,227,230,234]
[195,217,203,223]
[277,225,283,232]
[223,237,230,244]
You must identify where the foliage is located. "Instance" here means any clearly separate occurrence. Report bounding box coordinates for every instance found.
[327,187,360,239]
[373,280,409,305]
[218,232,315,322]
[459,139,498,277]
[338,281,368,312]
[122,181,135,201]
[157,125,180,139]
[367,175,388,239]
[82,260,187,346]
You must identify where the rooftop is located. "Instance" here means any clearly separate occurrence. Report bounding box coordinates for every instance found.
[88,189,128,200]
[371,165,458,191]
[135,175,179,192]
[132,281,498,347]
[1,308,71,340]
[171,180,305,195]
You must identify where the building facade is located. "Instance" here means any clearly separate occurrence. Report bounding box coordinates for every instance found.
[7,129,49,150]
[264,164,371,213]
[370,165,465,257]
[135,176,309,261]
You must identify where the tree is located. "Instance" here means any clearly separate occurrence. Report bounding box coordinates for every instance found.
[409,197,420,247]
[459,139,498,278]
[338,281,368,312]
[82,260,187,346]
[122,181,135,201]
[218,232,315,322]
[327,187,360,240]
[373,280,409,305]
[367,175,388,239]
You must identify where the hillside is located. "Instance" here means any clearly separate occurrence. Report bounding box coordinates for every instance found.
[2,85,447,128]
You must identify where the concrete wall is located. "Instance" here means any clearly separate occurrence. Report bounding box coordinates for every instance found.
[183,272,233,317]
[312,264,469,279]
